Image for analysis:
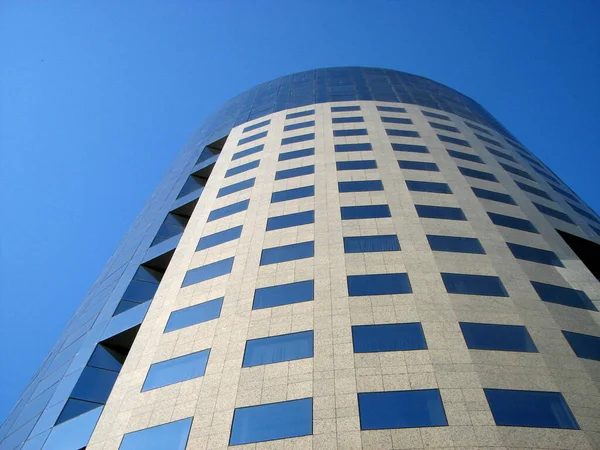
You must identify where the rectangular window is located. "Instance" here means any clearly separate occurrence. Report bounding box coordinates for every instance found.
[181,257,234,287]
[232,144,264,161]
[406,180,452,194]
[229,398,312,445]
[422,110,450,120]
[488,212,538,233]
[217,178,255,198]
[441,273,508,297]
[238,131,267,146]
[338,180,384,192]
[347,273,412,296]
[516,181,553,200]
[533,166,560,183]
[386,129,420,138]
[427,235,485,254]
[562,331,600,361]
[416,205,466,221]
[142,349,210,391]
[286,109,314,119]
[447,149,483,164]
[487,147,516,162]
[336,160,377,170]
[242,120,270,134]
[119,418,192,450]
[352,323,426,353]
[196,225,243,251]
[332,105,360,112]
[500,162,534,180]
[460,322,537,352]
[472,187,516,205]
[475,134,504,148]
[377,105,407,113]
[438,134,471,147]
[253,280,314,310]
[531,281,597,311]
[458,166,498,182]
[275,165,315,180]
[398,160,439,172]
[207,199,249,222]
[281,133,315,145]
[279,147,315,161]
[382,117,412,124]
[465,122,492,135]
[533,202,575,224]
[430,122,459,133]
[569,202,599,223]
[260,241,314,265]
[164,297,223,333]
[283,120,314,132]
[333,128,368,137]
[271,185,314,203]
[225,160,260,178]
[266,210,314,231]
[392,143,429,153]
[484,389,578,429]
[242,331,314,367]
[507,243,563,267]
[344,235,400,253]
[552,185,580,203]
[358,390,447,430]
[332,116,364,123]
[334,143,372,152]
[341,205,391,220]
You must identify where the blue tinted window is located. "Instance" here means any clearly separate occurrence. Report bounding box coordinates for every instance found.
[487,147,516,162]
[507,243,563,267]
[352,323,426,353]
[386,129,420,138]
[515,181,553,200]
[466,121,492,135]
[458,166,498,182]
[488,212,538,233]
[437,134,471,147]
[279,148,314,161]
[334,143,372,152]
[358,390,447,430]
[281,133,315,145]
[260,241,314,265]
[392,143,429,153]
[569,202,599,223]
[382,117,412,124]
[197,225,243,251]
[398,160,439,172]
[225,160,260,178]
[229,398,312,445]
[447,149,483,163]
[70,366,118,404]
[243,331,314,367]
[181,257,234,287]
[232,144,263,161]
[142,350,210,391]
[238,131,267,146]
[460,322,537,352]
[427,235,485,254]
[533,166,560,183]
[344,235,400,253]
[119,418,192,450]
[552,185,579,203]
[472,187,516,205]
[500,162,533,180]
[406,180,452,194]
[286,109,314,119]
[484,389,578,429]
[476,134,504,148]
[253,280,314,310]
[415,205,466,221]
[267,210,314,231]
[207,199,249,222]
[422,110,450,120]
[531,281,597,311]
[164,298,223,333]
[332,105,360,112]
[242,120,270,134]
[562,331,600,361]
[217,178,255,198]
[336,160,377,170]
[338,180,384,192]
[441,273,508,297]
[275,165,314,180]
[533,202,575,224]
[377,105,407,113]
[347,273,412,296]
[431,122,459,133]
[333,128,368,137]
[341,205,391,220]
[271,185,314,203]
[283,120,314,132]
[332,116,364,123]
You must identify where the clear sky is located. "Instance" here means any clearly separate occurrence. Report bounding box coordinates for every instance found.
[0,1,598,424]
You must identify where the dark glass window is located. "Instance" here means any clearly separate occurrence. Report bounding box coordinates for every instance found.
[242,120,270,134]
[207,199,249,222]
[266,210,314,231]
[500,162,533,180]
[352,323,426,353]
[487,147,516,162]
[562,331,600,361]
[430,122,459,133]
[488,212,538,233]
[377,105,407,113]
[347,273,412,296]
[333,128,368,137]
[217,178,255,198]
[121,266,162,305]
[275,165,314,180]
[177,174,206,199]
[344,235,400,253]
[569,202,599,223]
[341,205,391,220]
[472,187,516,205]
[70,366,118,404]
[441,273,508,297]
[332,105,360,112]
[484,389,578,429]
[422,110,450,120]
[552,185,580,203]
[533,202,575,224]
[286,109,314,119]
[142,349,210,391]
[386,129,420,138]
[181,257,234,287]
[406,180,452,194]
[475,134,504,148]
[196,225,243,251]
[332,116,364,123]
[533,166,560,183]
[225,160,260,178]
[447,149,483,164]
[165,298,223,333]
[398,160,439,172]
[358,390,447,430]
[151,212,188,246]
[338,180,384,192]
[238,131,267,146]
[415,205,466,221]
[507,243,563,267]
[556,229,600,280]
[281,133,315,145]
[232,144,263,161]
[437,134,471,147]
[465,122,492,135]
[458,166,498,182]
[334,143,372,152]
[260,241,314,265]
[392,143,429,153]
[336,160,377,170]
[283,120,314,132]
[279,147,315,161]
[119,418,192,450]
[253,280,314,310]
[382,117,413,124]
[427,235,485,254]
[460,322,537,352]
[515,181,553,200]
[271,185,314,203]
[243,331,314,367]
[229,398,312,445]
[531,281,597,311]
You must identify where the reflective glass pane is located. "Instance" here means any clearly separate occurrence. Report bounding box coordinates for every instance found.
[331,105,360,112]
[283,120,314,132]
[70,367,118,403]
[398,160,439,172]
[431,122,459,133]
[266,210,314,231]
[243,331,314,367]
[87,345,125,371]
[165,297,223,333]
[271,185,314,203]
[343,235,400,253]
[437,134,471,147]
[142,349,210,391]
[427,235,485,254]
[487,147,516,162]
[476,134,504,148]
[531,281,597,311]
[487,212,538,233]
[562,331,600,361]
[415,205,466,221]
[447,149,483,163]
[196,226,243,251]
[225,160,260,178]
[232,144,263,161]
[377,106,406,113]
[352,323,426,352]
[341,205,391,220]
[279,148,314,161]
[472,187,516,205]
[217,178,255,198]
[281,133,315,145]
[119,417,192,450]
[422,110,449,120]
[406,180,452,194]
[441,273,508,297]
[242,120,270,134]
[253,280,314,310]
[458,166,498,182]
[533,202,575,224]
[207,199,249,222]
[260,241,314,265]
[181,257,234,287]
[392,143,429,153]
[238,131,267,146]
[500,162,533,180]
[347,273,412,296]
[382,116,412,124]
[460,322,538,352]
[56,398,102,425]
[286,109,314,119]
[338,180,383,192]
[507,243,563,267]
[386,129,420,138]
[275,165,314,180]
[332,116,364,123]
[334,128,368,137]
[334,143,372,152]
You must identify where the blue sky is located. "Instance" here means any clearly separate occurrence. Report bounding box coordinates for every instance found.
[0,1,598,423]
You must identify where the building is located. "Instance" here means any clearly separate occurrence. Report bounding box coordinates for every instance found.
[1,67,599,450]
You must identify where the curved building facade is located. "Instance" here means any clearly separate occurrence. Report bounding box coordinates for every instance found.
[2,67,600,450]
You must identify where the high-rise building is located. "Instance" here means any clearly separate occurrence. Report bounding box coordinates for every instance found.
[2,67,599,450]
